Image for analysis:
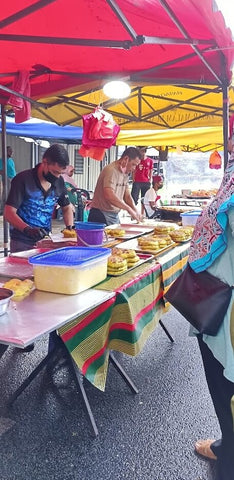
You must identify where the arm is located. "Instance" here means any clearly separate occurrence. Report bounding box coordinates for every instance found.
[104,187,142,222]
[123,188,143,222]
[61,203,74,227]
[149,200,156,210]
[4,204,28,231]
[149,168,153,182]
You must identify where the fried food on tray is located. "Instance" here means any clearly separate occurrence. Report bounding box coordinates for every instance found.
[138,237,160,253]
[62,228,77,238]
[3,278,22,289]
[182,226,194,236]
[107,255,128,275]
[150,234,172,246]
[153,224,176,234]
[126,252,140,267]
[169,227,192,242]
[105,228,125,237]
[3,278,34,299]
[112,247,125,256]
[111,248,140,268]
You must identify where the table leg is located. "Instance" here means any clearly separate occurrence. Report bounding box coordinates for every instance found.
[48,333,99,436]
[0,344,8,359]
[8,331,99,437]
[8,349,55,406]
[109,352,139,394]
[69,357,98,437]
[159,319,174,342]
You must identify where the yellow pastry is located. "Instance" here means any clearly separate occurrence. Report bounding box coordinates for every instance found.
[63,229,77,238]
[107,255,128,274]
[3,278,34,300]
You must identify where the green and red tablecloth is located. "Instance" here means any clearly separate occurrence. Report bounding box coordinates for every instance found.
[58,244,189,391]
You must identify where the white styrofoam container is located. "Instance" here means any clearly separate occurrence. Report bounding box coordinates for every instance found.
[180,210,202,226]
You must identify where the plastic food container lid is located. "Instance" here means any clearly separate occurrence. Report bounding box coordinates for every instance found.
[75,222,106,230]
[180,210,202,217]
[29,246,111,266]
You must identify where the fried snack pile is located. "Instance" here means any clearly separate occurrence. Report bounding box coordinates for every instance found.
[62,228,77,238]
[105,228,125,237]
[107,248,140,275]
[138,236,161,254]
[3,278,34,299]
[112,247,140,267]
[169,226,194,243]
[150,234,172,247]
[153,225,176,234]
[107,255,128,275]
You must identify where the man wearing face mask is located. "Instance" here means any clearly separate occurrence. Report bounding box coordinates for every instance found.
[4,144,74,253]
[88,147,142,225]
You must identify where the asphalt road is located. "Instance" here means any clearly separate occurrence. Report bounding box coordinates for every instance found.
[0,307,220,480]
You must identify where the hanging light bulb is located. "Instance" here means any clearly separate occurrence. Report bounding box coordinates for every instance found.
[103,80,131,99]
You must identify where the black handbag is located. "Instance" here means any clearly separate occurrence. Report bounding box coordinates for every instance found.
[165,264,233,335]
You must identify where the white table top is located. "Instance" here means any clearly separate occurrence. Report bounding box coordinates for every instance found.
[158,242,190,266]
[0,288,115,348]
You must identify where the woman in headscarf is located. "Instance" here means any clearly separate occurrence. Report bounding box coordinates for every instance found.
[188,152,234,480]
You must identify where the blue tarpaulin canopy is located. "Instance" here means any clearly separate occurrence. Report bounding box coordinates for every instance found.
[0,117,82,143]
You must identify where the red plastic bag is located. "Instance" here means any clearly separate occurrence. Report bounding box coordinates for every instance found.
[81,107,120,149]
[88,108,115,140]
[79,145,106,161]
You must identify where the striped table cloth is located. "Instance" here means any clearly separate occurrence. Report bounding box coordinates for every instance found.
[59,261,164,391]
[58,245,190,391]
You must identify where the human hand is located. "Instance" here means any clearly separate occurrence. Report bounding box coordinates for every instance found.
[135,212,144,223]
[128,208,143,223]
[23,226,48,241]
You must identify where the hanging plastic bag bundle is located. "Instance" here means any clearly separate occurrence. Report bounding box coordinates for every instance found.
[79,107,120,161]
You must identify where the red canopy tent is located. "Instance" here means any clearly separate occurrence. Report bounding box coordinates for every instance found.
[0,0,233,93]
[0,0,233,252]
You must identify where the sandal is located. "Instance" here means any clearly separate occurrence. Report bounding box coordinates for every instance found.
[195,439,217,460]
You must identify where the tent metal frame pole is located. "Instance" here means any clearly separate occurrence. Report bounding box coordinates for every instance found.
[222,82,229,169]
[1,105,9,256]
[158,0,222,84]
[220,52,229,170]
[0,83,44,108]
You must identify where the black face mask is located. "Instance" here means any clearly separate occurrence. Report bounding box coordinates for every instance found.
[43,171,58,185]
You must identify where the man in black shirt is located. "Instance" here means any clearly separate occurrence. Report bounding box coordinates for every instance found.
[4,144,74,353]
[4,144,74,253]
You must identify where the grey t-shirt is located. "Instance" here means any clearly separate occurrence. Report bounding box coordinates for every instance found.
[91,161,129,212]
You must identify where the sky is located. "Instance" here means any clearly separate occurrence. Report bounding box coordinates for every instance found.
[216,0,234,35]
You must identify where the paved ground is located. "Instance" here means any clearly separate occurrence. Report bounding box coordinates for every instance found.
[0,216,220,479]
[0,308,219,480]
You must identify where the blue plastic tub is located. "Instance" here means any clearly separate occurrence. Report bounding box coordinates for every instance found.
[29,247,111,294]
[180,210,202,226]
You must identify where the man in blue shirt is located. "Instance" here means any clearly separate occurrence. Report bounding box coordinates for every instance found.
[4,144,73,253]
[4,144,74,353]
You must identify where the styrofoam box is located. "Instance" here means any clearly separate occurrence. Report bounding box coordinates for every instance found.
[180,210,202,226]
[29,247,111,295]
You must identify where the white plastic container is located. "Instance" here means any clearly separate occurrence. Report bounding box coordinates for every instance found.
[29,247,111,295]
[180,210,202,226]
